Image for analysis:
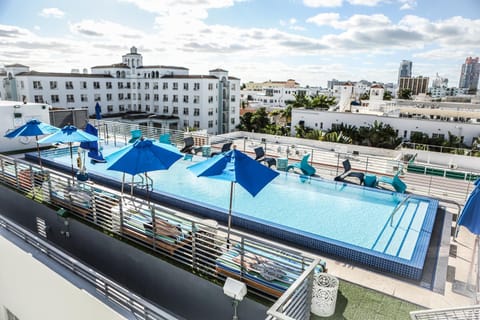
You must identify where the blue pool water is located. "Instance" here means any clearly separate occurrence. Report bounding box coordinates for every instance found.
[34,144,439,279]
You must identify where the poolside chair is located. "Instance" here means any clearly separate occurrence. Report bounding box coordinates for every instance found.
[377,174,407,193]
[334,159,365,184]
[286,154,316,176]
[180,136,195,153]
[211,142,233,157]
[159,133,175,146]
[128,129,142,143]
[254,146,276,168]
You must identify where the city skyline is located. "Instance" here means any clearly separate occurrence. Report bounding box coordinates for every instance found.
[0,0,479,88]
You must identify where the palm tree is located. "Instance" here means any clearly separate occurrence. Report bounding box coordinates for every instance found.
[310,95,336,110]
[288,93,311,109]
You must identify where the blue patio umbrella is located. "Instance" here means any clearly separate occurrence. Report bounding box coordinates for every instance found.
[38,125,98,180]
[105,138,182,203]
[95,102,102,120]
[457,178,480,300]
[188,148,279,243]
[80,123,106,163]
[4,119,59,168]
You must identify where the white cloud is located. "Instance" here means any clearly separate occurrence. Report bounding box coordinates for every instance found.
[307,13,390,30]
[303,0,343,8]
[69,20,144,39]
[306,13,340,27]
[399,0,417,10]
[347,0,383,6]
[39,8,65,19]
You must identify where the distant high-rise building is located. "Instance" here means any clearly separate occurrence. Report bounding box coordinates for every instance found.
[398,76,429,96]
[459,56,480,94]
[398,60,412,84]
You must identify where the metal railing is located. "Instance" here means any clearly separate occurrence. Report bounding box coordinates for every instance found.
[266,257,321,320]
[0,154,323,310]
[410,304,480,320]
[0,213,179,320]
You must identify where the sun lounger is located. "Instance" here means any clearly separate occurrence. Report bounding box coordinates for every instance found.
[159,133,175,146]
[211,142,233,157]
[180,136,195,153]
[254,147,276,168]
[286,154,316,176]
[129,129,142,143]
[121,207,193,255]
[334,159,364,184]
[216,243,326,297]
[377,174,407,193]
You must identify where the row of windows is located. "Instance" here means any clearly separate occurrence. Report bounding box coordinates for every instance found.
[29,80,238,91]
[33,93,236,104]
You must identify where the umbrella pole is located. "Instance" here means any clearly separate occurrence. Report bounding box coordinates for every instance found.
[69,142,75,183]
[35,135,42,169]
[121,173,125,195]
[145,172,150,207]
[476,235,480,303]
[226,181,235,247]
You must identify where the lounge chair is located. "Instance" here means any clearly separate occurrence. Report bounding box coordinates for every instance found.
[254,146,276,168]
[128,129,142,143]
[334,159,365,184]
[286,154,316,176]
[377,174,407,193]
[159,133,175,146]
[180,136,195,153]
[211,142,233,157]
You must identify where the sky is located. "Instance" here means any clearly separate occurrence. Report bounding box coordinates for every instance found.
[0,0,479,87]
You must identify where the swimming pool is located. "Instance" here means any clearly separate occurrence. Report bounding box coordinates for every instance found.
[31,144,439,280]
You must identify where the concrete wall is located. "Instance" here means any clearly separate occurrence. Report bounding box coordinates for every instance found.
[0,185,268,320]
[0,235,127,320]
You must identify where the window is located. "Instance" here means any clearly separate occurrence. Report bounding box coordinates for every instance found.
[65,81,74,89]
[93,81,100,89]
[163,94,168,102]
[231,95,236,102]
[145,82,150,89]
[34,95,44,103]
[183,83,189,90]
[194,108,200,116]
[107,105,113,112]
[154,94,159,101]
[137,93,141,101]
[81,94,88,102]
[208,96,213,103]
[208,120,213,128]
[193,121,200,128]
[208,83,213,90]
[208,108,213,116]
[118,82,124,89]
[106,82,112,89]
[163,82,168,89]
[145,105,150,112]
[231,118,235,124]
[119,104,125,111]
[94,94,101,101]
[193,95,199,104]
[173,107,178,114]
[231,107,235,114]
[153,82,158,90]
[194,82,200,90]
[49,81,57,89]
[118,93,124,100]
[20,81,24,89]
[183,107,189,115]
[145,93,150,101]
[232,83,236,90]
[51,95,59,103]
[107,93,112,101]
[133,82,136,89]
[183,120,189,127]
[154,105,159,112]
[66,94,75,102]
[163,106,169,113]
[183,95,189,103]
[33,81,43,89]
[126,82,131,89]
[173,82,178,90]
[80,81,87,89]
[173,95,178,103]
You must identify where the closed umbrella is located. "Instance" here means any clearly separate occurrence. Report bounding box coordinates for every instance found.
[95,102,102,120]
[38,125,98,180]
[105,138,182,205]
[188,147,279,244]
[4,119,59,168]
[456,179,480,302]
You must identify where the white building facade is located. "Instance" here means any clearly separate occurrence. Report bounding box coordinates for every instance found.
[0,47,240,135]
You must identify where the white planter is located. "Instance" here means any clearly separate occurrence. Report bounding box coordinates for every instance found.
[311,273,339,317]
